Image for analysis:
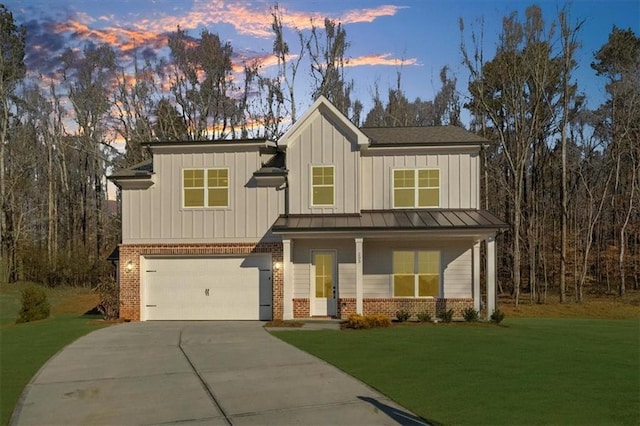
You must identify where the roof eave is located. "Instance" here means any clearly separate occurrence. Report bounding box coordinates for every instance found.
[109,176,154,190]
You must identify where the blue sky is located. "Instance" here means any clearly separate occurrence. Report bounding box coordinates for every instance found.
[6,0,640,123]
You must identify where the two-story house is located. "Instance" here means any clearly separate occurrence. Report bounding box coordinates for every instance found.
[110,96,506,322]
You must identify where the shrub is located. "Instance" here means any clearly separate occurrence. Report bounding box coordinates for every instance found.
[344,314,366,329]
[367,314,391,328]
[344,313,391,329]
[490,309,506,324]
[438,308,454,323]
[395,309,411,322]
[95,276,120,320]
[462,307,480,322]
[416,311,432,322]
[16,285,50,323]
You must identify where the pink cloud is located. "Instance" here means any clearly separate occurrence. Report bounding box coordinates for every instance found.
[346,54,419,67]
[54,20,166,52]
[339,5,405,25]
[130,1,404,38]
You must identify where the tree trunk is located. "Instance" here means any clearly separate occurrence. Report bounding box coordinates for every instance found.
[513,196,522,306]
[560,121,567,303]
[618,183,634,296]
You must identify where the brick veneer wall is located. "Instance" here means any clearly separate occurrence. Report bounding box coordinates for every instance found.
[292,298,310,318]
[363,298,473,320]
[339,298,357,317]
[292,297,473,320]
[118,242,283,321]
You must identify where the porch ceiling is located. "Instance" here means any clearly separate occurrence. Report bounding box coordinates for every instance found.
[272,209,507,237]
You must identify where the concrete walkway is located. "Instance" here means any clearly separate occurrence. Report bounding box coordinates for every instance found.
[11,321,427,425]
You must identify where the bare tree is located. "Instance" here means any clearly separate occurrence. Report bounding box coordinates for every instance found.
[113,51,158,165]
[0,5,26,282]
[62,43,117,258]
[558,8,584,302]
[270,4,305,126]
[167,28,235,140]
[306,18,361,123]
[591,27,640,296]
[461,6,571,305]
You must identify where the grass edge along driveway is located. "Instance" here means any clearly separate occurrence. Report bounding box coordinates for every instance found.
[273,318,640,426]
[0,314,107,426]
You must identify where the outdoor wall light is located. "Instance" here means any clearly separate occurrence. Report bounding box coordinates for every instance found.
[274,262,281,270]
[125,260,134,272]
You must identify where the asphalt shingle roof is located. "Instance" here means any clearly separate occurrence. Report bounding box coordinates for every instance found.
[360,126,487,146]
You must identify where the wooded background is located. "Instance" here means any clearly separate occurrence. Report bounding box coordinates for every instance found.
[1,4,638,304]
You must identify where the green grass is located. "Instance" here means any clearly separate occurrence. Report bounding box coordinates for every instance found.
[0,282,96,326]
[0,283,107,425]
[273,319,640,425]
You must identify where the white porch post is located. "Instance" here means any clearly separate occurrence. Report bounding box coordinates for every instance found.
[473,241,481,312]
[283,239,293,320]
[486,235,496,319]
[355,237,363,314]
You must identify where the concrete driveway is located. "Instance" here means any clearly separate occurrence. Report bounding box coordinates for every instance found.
[11,321,426,425]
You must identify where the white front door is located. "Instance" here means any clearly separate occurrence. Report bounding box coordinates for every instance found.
[311,251,337,317]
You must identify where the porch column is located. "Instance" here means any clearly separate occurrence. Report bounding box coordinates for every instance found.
[355,237,363,314]
[486,235,496,319]
[473,241,481,312]
[283,239,293,320]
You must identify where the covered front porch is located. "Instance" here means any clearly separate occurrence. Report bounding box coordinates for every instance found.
[272,209,507,320]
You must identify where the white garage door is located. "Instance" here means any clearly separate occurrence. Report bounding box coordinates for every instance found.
[142,255,272,321]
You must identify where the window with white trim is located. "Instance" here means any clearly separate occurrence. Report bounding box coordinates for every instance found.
[182,168,229,208]
[393,250,440,297]
[392,168,439,208]
[311,165,334,206]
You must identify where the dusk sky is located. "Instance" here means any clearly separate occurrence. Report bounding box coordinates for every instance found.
[6,0,640,123]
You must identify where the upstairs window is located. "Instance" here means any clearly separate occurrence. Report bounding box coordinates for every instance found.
[311,166,334,206]
[183,168,228,208]
[393,250,440,297]
[393,168,440,208]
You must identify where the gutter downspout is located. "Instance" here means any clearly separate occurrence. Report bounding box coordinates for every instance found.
[284,172,289,217]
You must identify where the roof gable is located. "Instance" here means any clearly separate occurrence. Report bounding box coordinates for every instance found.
[278,96,368,149]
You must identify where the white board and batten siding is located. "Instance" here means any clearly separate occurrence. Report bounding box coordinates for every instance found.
[361,151,479,210]
[362,240,473,299]
[291,239,356,299]
[122,149,283,243]
[289,238,473,300]
[286,111,360,215]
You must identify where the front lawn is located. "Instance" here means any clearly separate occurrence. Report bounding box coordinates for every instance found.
[273,319,640,425]
[0,283,107,426]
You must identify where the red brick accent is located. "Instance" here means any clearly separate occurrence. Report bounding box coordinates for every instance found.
[339,298,357,317]
[118,242,283,321]
[290,297,473,321]
[362,298,473,321]
[292,298,310,318]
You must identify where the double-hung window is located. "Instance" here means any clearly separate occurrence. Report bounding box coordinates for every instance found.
[183,168,228,208]
[393,250,440,297]
[311,165,334,206]
[393,168,439,208]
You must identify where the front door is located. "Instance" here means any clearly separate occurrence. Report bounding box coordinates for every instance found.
[312,251,337,317]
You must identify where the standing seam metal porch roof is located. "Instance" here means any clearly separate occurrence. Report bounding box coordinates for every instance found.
[272,209,508,233]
